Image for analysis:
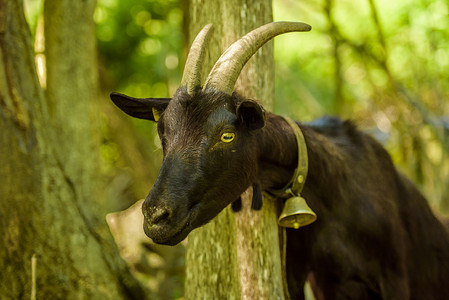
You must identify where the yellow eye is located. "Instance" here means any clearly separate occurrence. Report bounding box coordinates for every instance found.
[221,132,235,143]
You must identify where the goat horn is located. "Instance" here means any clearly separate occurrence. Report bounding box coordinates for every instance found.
[181,24,214,95]
[204,22,311,95]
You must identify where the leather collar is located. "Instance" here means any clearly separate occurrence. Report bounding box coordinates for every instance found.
[266,116,308,199]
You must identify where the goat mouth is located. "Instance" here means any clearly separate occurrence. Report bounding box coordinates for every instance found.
[148,222,190,246]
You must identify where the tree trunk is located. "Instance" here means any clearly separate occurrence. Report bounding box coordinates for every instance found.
[185,1,286,298]
[0,0,145,298]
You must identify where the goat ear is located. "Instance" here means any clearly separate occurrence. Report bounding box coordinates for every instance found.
[110,92,170,122]
[236,100,266,130]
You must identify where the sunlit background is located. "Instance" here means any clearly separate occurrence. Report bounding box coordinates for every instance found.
[24,0,449,298]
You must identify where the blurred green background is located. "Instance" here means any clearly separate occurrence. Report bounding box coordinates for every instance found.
[24,0,449,298]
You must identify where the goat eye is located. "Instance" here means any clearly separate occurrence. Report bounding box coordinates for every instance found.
[221,132,235,143]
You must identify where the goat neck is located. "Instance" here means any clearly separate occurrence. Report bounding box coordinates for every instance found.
[257,114,350,211]
[257,113,299,191]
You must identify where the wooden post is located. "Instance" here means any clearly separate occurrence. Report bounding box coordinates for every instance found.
[185,0,286,298]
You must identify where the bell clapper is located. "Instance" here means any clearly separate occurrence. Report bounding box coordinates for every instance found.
[293,220,300,229]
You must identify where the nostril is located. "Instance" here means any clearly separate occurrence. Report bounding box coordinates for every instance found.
[153,211,170,224]
[148,207,171,225]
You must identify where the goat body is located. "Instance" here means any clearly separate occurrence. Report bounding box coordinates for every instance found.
[264,114,449,299]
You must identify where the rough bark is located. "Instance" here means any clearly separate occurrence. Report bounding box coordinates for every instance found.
[44,0,102,213]
[0,0,145,298]
[185,1,286,299]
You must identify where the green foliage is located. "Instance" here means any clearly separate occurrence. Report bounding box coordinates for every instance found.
[95,0,183,98]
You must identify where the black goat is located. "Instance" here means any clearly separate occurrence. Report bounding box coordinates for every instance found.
[111,22,449,299]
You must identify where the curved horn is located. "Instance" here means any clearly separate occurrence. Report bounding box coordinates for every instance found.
[181,24,214,95]
[204,21,311,95]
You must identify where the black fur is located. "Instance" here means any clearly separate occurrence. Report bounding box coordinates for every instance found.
[231,196,242,212]
[251,182,263,210]
[283,116,449,300]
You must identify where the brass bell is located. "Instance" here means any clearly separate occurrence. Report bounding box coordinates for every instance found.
[278,196,317,229]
